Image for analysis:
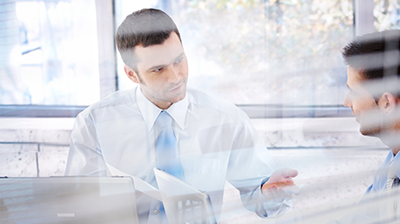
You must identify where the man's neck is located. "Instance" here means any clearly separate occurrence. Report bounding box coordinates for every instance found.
[379,129,400,156]
[392,148,400,156]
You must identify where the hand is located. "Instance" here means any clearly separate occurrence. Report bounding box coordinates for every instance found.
[261,168,299,202]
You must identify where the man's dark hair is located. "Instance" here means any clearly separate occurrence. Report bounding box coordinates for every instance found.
[116,8,181,70]
[343,30,400,99]
[342,30,400,80]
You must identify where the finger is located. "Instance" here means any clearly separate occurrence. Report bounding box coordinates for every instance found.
[275,180,300,195]
[277,188,290,200]
[282,184,300,196]
[263,184,278,195]
[264,185,284,203]
[282,168,298,178]
[278,186,300,200]
[270,188,284,203]
[282,179,295,186]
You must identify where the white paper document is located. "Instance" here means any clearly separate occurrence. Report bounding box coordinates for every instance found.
[106,163,161,201]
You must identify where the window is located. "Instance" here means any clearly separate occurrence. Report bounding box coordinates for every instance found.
[2,0,395,118]
[115,0,353,108]
[0,0,102,106]
[374,0,400,31]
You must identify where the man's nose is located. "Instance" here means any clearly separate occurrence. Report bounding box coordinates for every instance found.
[343,92,352,108]
[166,65,180,83]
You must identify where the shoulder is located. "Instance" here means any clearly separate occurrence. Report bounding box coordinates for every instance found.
[186,88,249,121]
[78,88,138,119]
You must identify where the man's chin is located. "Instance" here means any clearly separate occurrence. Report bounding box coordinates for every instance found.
[170,91,186,104]
[359,126,380,137]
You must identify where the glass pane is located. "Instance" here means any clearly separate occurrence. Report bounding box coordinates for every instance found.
[0,0,100,106]
[374,0,400,31]
[115,0,353,106]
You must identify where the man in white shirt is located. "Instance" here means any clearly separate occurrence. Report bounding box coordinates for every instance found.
[65,8,298,224]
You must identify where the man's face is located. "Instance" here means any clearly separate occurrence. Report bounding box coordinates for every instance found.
[343,66,383,136]
[125,32,188,109]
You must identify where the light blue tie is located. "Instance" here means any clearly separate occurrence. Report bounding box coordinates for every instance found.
[156,111,184,180]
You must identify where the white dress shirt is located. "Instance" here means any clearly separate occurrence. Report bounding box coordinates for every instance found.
[65,87,290,223]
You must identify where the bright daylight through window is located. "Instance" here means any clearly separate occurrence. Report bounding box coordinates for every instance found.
[0,0,400,111]
[116,0,353,106]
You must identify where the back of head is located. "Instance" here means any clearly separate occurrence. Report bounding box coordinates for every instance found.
[116,8,181,70]
[342,30,400,97]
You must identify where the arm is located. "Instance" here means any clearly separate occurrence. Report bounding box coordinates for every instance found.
[65,110,109,176]
[226,117,298,218]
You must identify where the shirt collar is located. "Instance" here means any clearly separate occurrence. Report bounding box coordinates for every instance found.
[165,93,188,130]
[136,87,188,132]
[392,151,400,177]
[389,151,395,162]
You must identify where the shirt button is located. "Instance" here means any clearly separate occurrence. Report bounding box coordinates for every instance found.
[153,210,159,215]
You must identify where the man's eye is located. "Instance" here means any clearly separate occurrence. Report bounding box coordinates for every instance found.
[175,58,183,64]
[153,67,163,72]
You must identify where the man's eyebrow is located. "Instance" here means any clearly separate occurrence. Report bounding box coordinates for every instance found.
[146,53,185,72]
[347,84,360,94]
[147,64,166,72]
[174,53,185,61]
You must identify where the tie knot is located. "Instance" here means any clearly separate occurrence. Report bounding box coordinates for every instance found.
[156,111,172,128]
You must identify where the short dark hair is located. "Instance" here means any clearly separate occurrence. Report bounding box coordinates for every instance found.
[343,30,400,99]
[115,8,181,70]
[342,30,400,81]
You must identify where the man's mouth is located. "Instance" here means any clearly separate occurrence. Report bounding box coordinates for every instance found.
[169,84,182,93]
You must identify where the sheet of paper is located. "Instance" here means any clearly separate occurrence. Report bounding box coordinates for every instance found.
[106,163,161,201]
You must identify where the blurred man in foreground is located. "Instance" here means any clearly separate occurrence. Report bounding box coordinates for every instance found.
[332,30,400,223]
[65,8,298,224]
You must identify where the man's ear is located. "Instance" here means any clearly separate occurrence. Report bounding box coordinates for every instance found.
[378,92,397,115]
[124,65,139,84]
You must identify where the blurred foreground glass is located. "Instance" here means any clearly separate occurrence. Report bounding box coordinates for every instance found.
[0,0,100,106]
[116,0,354,105]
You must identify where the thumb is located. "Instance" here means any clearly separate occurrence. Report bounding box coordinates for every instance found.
[283,184,300,196]
[282,168,298,178]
